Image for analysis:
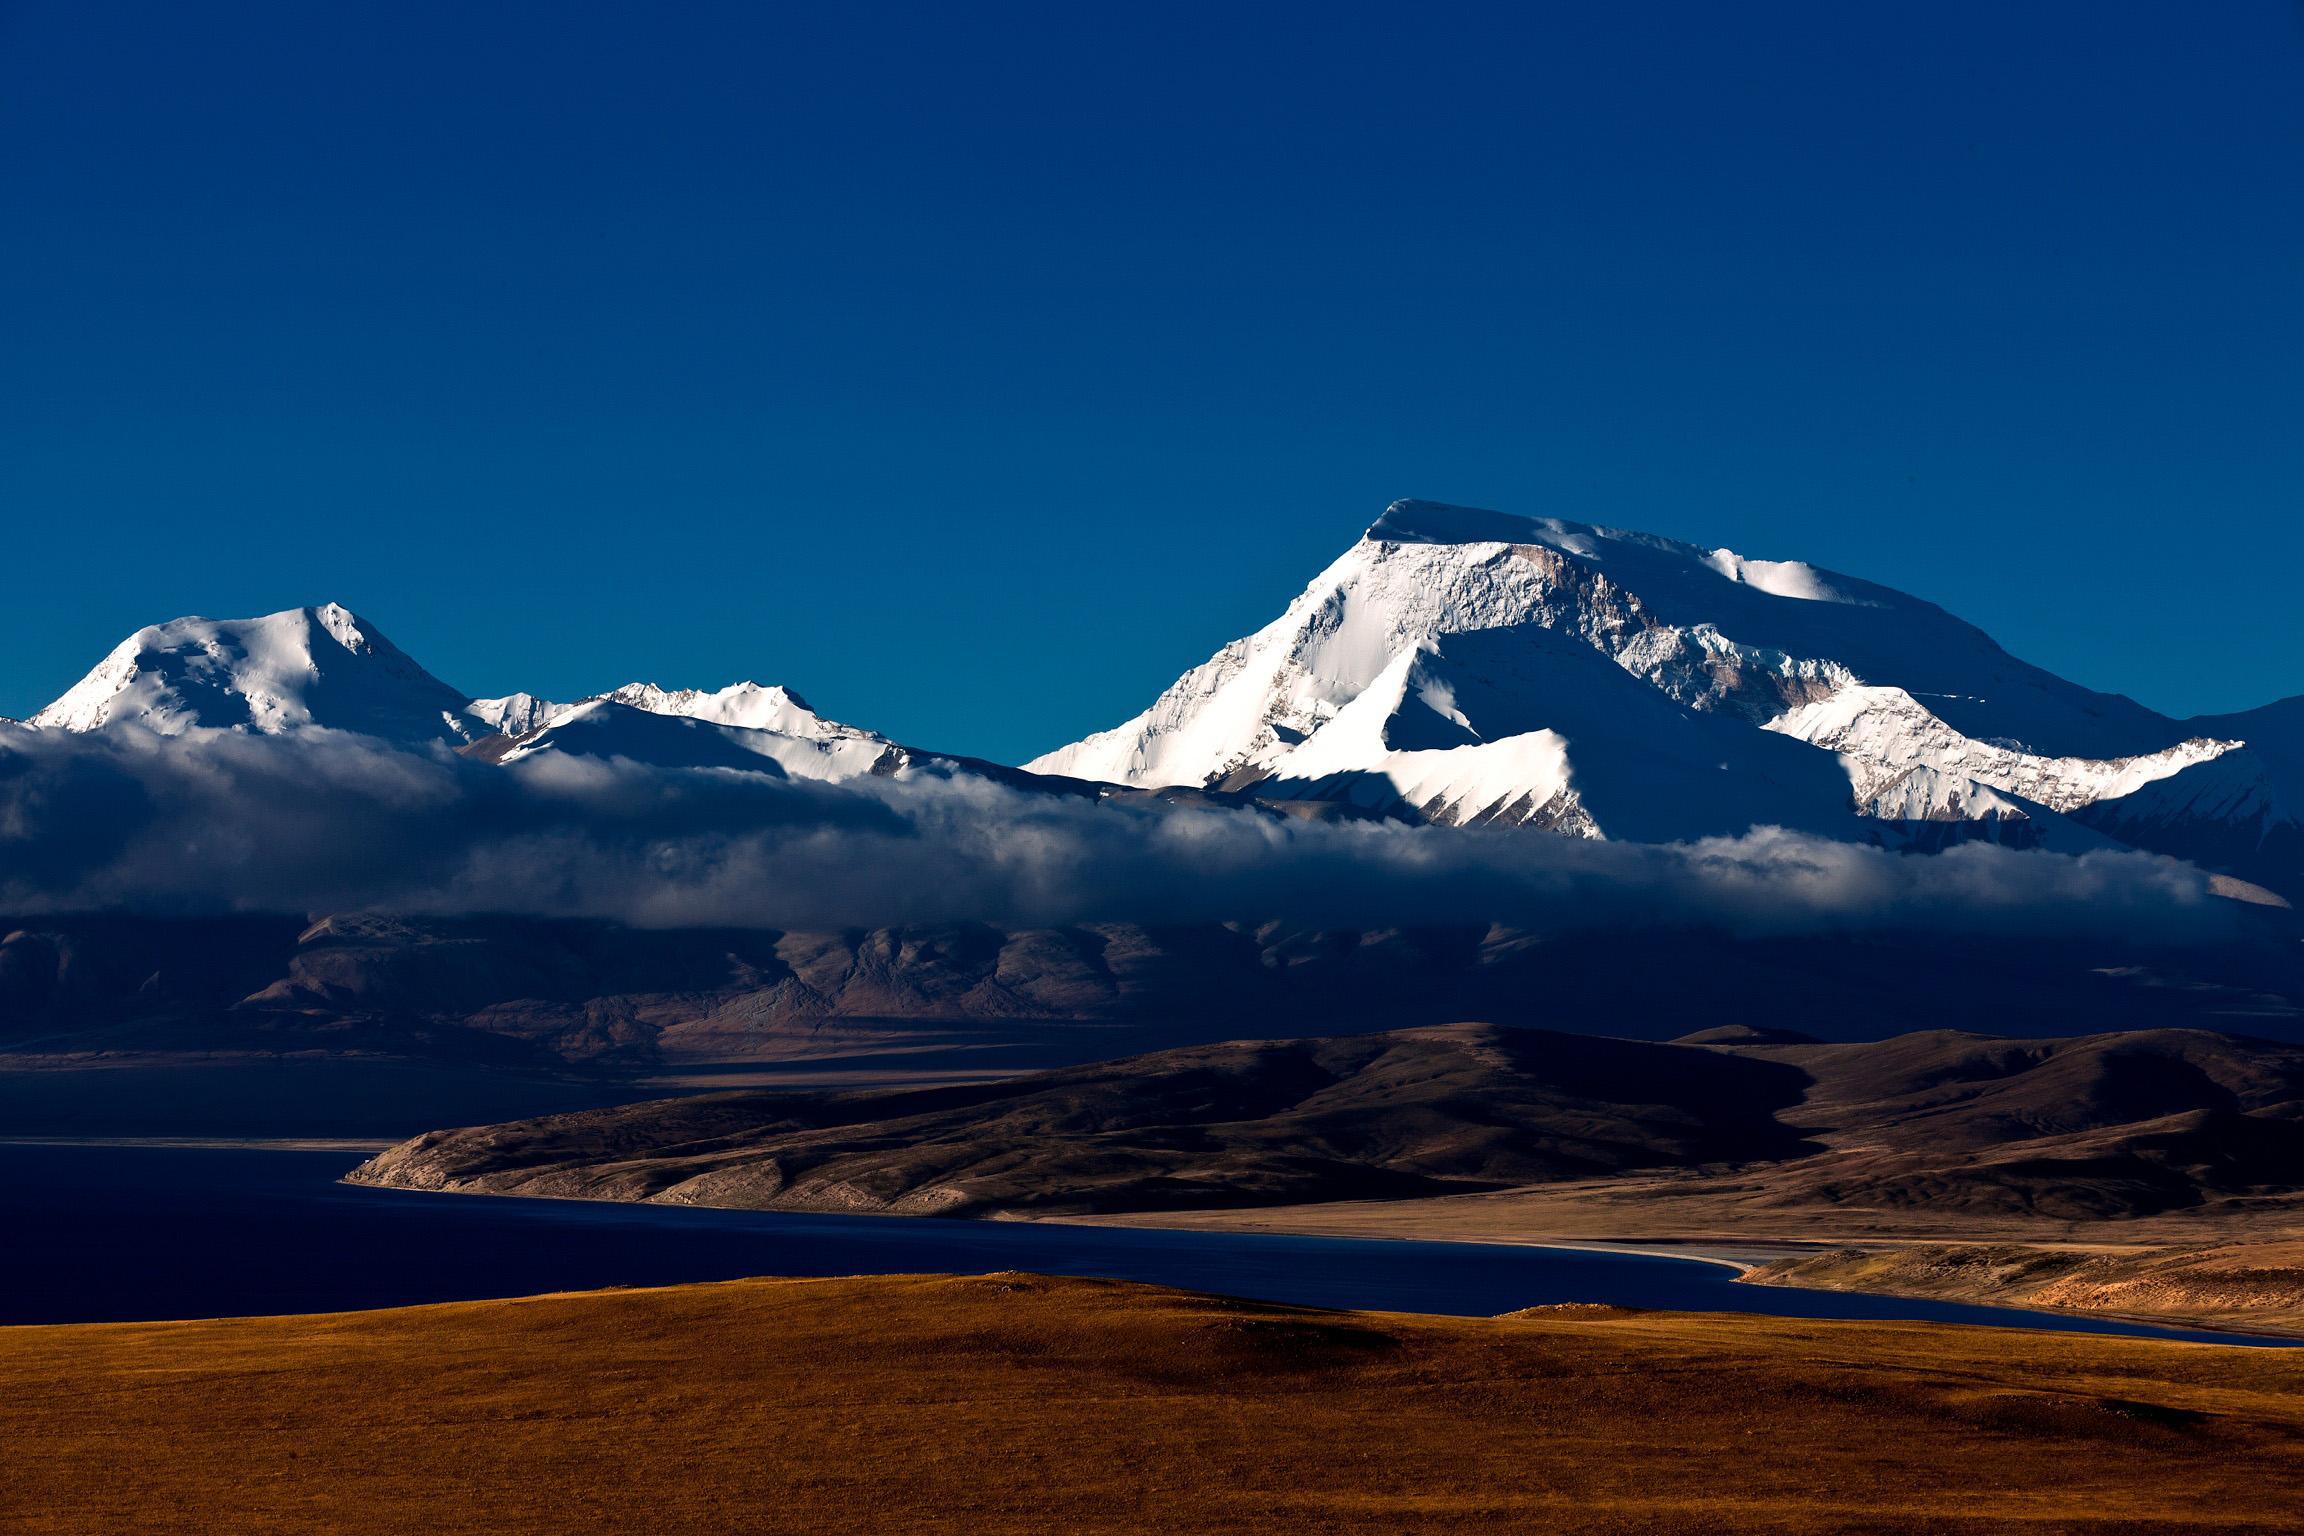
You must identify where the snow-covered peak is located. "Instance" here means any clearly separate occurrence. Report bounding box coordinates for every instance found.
[598,680,878,742]
[25,533,2302,898]
[1366,500,1884,607]
[465,681,886,752]
[31,603,480,744]
[1029,502,1912,794]
[497,697,901,782]
[1346,499,2186,757]
[1029,496,2261,863]
[467,692,562,737]
[497,699,794,774]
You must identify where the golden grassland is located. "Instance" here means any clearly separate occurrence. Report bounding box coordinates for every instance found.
[5,1272,2304,1535]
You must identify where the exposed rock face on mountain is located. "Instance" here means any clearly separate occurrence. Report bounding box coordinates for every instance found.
[351,1022,2304,1229]
[9,912,2303,1074]
[1031,500,2299,888]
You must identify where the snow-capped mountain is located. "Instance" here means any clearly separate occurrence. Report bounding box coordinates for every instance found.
[597,681,852,737]
[473,680,887,750]
[466,691,561,737]
[31,604,936,789]
[2068,697,2304,893]
[1763,685,2236,813]
[1030,500,2287,876]
[467,681,906,782]
[30,603,484,745]
[1224,619,1868,843]
[491,696,904,782]
[23,512,2304,900]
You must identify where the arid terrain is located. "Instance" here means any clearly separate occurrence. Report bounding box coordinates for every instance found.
[352,1022,2304,1221]
[1106,1201,2304,1329]
[349,1023,1819,1212]
[8,1270,2304,1536]
[349,1020,2304,1330]
[1743,1240,2304,1335]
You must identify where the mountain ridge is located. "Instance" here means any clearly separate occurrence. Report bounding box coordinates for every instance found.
[1030,499,2300,892]
[346,1020,2304,1232]
[29,602,481,745]
[18,501,2304,894]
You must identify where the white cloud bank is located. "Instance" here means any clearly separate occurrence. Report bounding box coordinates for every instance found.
[0,725,2245,941]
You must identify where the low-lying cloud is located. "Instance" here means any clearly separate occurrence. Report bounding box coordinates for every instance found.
[0,724,2251,941]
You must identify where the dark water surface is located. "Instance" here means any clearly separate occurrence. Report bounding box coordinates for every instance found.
[2,1143,2287,1345]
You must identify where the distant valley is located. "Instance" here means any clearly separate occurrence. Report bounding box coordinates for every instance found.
[10,502,2304,1336]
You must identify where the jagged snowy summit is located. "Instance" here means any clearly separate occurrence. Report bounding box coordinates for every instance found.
[1028,500,2290,874]
[31,604,904,783]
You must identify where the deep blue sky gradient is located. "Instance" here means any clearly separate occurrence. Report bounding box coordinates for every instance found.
[5,2,2300,760]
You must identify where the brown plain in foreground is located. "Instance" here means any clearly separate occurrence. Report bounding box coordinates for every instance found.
[6,1273,2304,1535]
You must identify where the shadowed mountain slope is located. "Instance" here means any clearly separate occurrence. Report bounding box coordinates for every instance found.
[350,1025,1816,1215]
[353,1022,2304,1228]
[1031,500,2304,891]
[10,913,2303,1081]
[1747,1028,2304,1220]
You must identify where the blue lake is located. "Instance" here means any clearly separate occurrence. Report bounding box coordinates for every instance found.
[2,1143,2287,1346]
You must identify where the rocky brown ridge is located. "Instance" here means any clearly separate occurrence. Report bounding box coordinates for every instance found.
[349,1025,1818,1214]
[350,1022,2304,1236]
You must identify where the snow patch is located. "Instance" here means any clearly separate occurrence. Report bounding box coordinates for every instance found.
[1768,685,2237,813]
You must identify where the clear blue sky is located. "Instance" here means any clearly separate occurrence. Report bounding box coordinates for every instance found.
[5,2,2300,761]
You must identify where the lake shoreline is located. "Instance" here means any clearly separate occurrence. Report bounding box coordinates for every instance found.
[1056,1209,2304,1343]
[327,1156,2299,1345]
[4,1141,2288,1344]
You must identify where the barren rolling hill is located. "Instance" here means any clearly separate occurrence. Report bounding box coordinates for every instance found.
[353,1023,2304,1247]
[11,1271,2304,1536]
